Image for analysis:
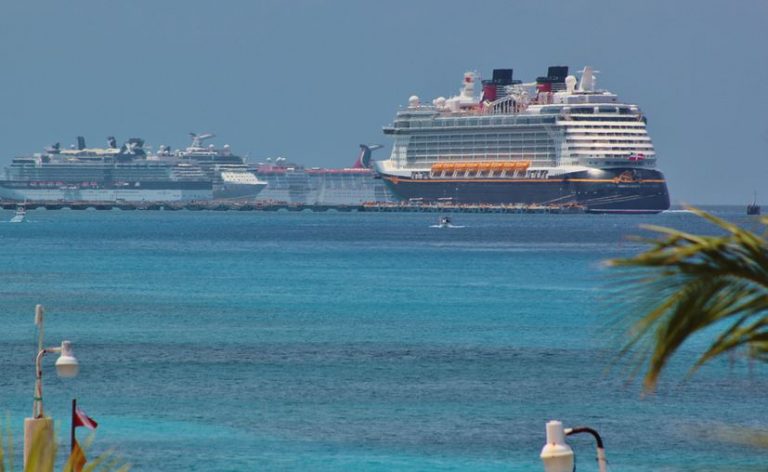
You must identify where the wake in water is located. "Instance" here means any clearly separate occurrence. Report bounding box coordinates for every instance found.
[429,224,465,229]
[430,216,465,229]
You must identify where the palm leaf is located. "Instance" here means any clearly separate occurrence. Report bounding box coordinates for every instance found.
[0,414,130,472]
[608,207,768,391]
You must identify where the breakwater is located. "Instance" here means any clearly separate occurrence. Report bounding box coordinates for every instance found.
[1,200,585,214]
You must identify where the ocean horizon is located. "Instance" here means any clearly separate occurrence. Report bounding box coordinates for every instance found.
[2,207,766,471]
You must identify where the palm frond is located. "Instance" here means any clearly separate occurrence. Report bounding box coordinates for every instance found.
[609,207,768,391]
[701,423,768,449]
[0,413,130,472]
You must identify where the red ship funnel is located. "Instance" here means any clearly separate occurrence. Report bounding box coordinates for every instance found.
[481,81,497,102]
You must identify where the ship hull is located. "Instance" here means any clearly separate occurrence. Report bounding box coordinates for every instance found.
[0,181,213,202]
[213,182,267,200]
[379,168,670,213]
[253,171,394,205]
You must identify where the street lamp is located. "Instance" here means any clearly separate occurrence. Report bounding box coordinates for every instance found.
[540,421,574,472]
[24,305,80,472]
[540,420,607,472]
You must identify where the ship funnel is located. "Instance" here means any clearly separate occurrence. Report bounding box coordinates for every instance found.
[128,138,145,149]
[547,66,569,83]
[355,144,383,169]
[190,132,216,148]
[492,69,513,85]
[76,136,86,150]
[107,136,117,149]
[579,66,595,91]
[483,68,514,102]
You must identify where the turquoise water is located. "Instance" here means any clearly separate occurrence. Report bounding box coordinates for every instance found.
[1,208,766,471]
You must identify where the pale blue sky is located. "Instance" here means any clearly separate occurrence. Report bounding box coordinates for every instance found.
[1,0,766,204]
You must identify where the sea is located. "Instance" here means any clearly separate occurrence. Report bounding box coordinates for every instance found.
[1,207,766,471]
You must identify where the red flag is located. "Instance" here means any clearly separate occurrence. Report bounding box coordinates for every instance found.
[69,439,87,472]
[73,406,98,430]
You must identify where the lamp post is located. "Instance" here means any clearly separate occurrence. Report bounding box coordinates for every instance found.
[540,420,607,472]
[24,305,80,472]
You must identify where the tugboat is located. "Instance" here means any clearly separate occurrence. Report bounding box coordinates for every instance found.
[747,192,761,215]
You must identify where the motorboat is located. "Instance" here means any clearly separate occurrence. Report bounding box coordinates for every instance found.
[10,205,26,223]
[430,215,464,229]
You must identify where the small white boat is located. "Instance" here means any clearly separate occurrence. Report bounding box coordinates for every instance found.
[430,216,464,229]
[10,205,26,223]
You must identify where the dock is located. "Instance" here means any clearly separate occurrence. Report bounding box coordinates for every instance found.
[0,200,586,214]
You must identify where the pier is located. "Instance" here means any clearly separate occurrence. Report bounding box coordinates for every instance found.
[0,200,586,214]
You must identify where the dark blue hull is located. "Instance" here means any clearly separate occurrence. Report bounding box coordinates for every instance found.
[380,168,670,213]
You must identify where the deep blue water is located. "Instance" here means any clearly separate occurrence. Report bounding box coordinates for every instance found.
[1,208,766,471]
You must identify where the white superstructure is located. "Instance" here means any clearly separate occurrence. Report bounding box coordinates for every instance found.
[378,66,655,178]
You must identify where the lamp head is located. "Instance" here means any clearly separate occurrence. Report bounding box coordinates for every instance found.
[540,420,574,472]
[55,340,79,378]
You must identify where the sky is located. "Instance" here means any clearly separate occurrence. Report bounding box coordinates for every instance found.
[1,0,766,204]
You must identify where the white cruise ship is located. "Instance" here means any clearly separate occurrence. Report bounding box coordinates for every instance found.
[0,137,213,202]
[374,65,670,213]
[251,145,394,205]
[156,133,267,200]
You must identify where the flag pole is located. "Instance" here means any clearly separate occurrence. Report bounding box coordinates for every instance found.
[71,398,76,454]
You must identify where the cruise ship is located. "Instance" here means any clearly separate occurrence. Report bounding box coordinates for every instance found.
[251,145,394,205]
[374,66,670,213]
[155,133,267,199]
[0,137,212,201]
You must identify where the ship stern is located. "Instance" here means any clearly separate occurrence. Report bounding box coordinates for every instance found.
[568,168,670,214]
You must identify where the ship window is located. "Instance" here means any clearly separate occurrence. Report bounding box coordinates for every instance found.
[598,106,617,113]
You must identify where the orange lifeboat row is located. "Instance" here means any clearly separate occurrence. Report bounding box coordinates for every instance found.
[431,161,530,173]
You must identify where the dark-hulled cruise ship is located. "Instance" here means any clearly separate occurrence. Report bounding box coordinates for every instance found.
[374,66,670,213]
